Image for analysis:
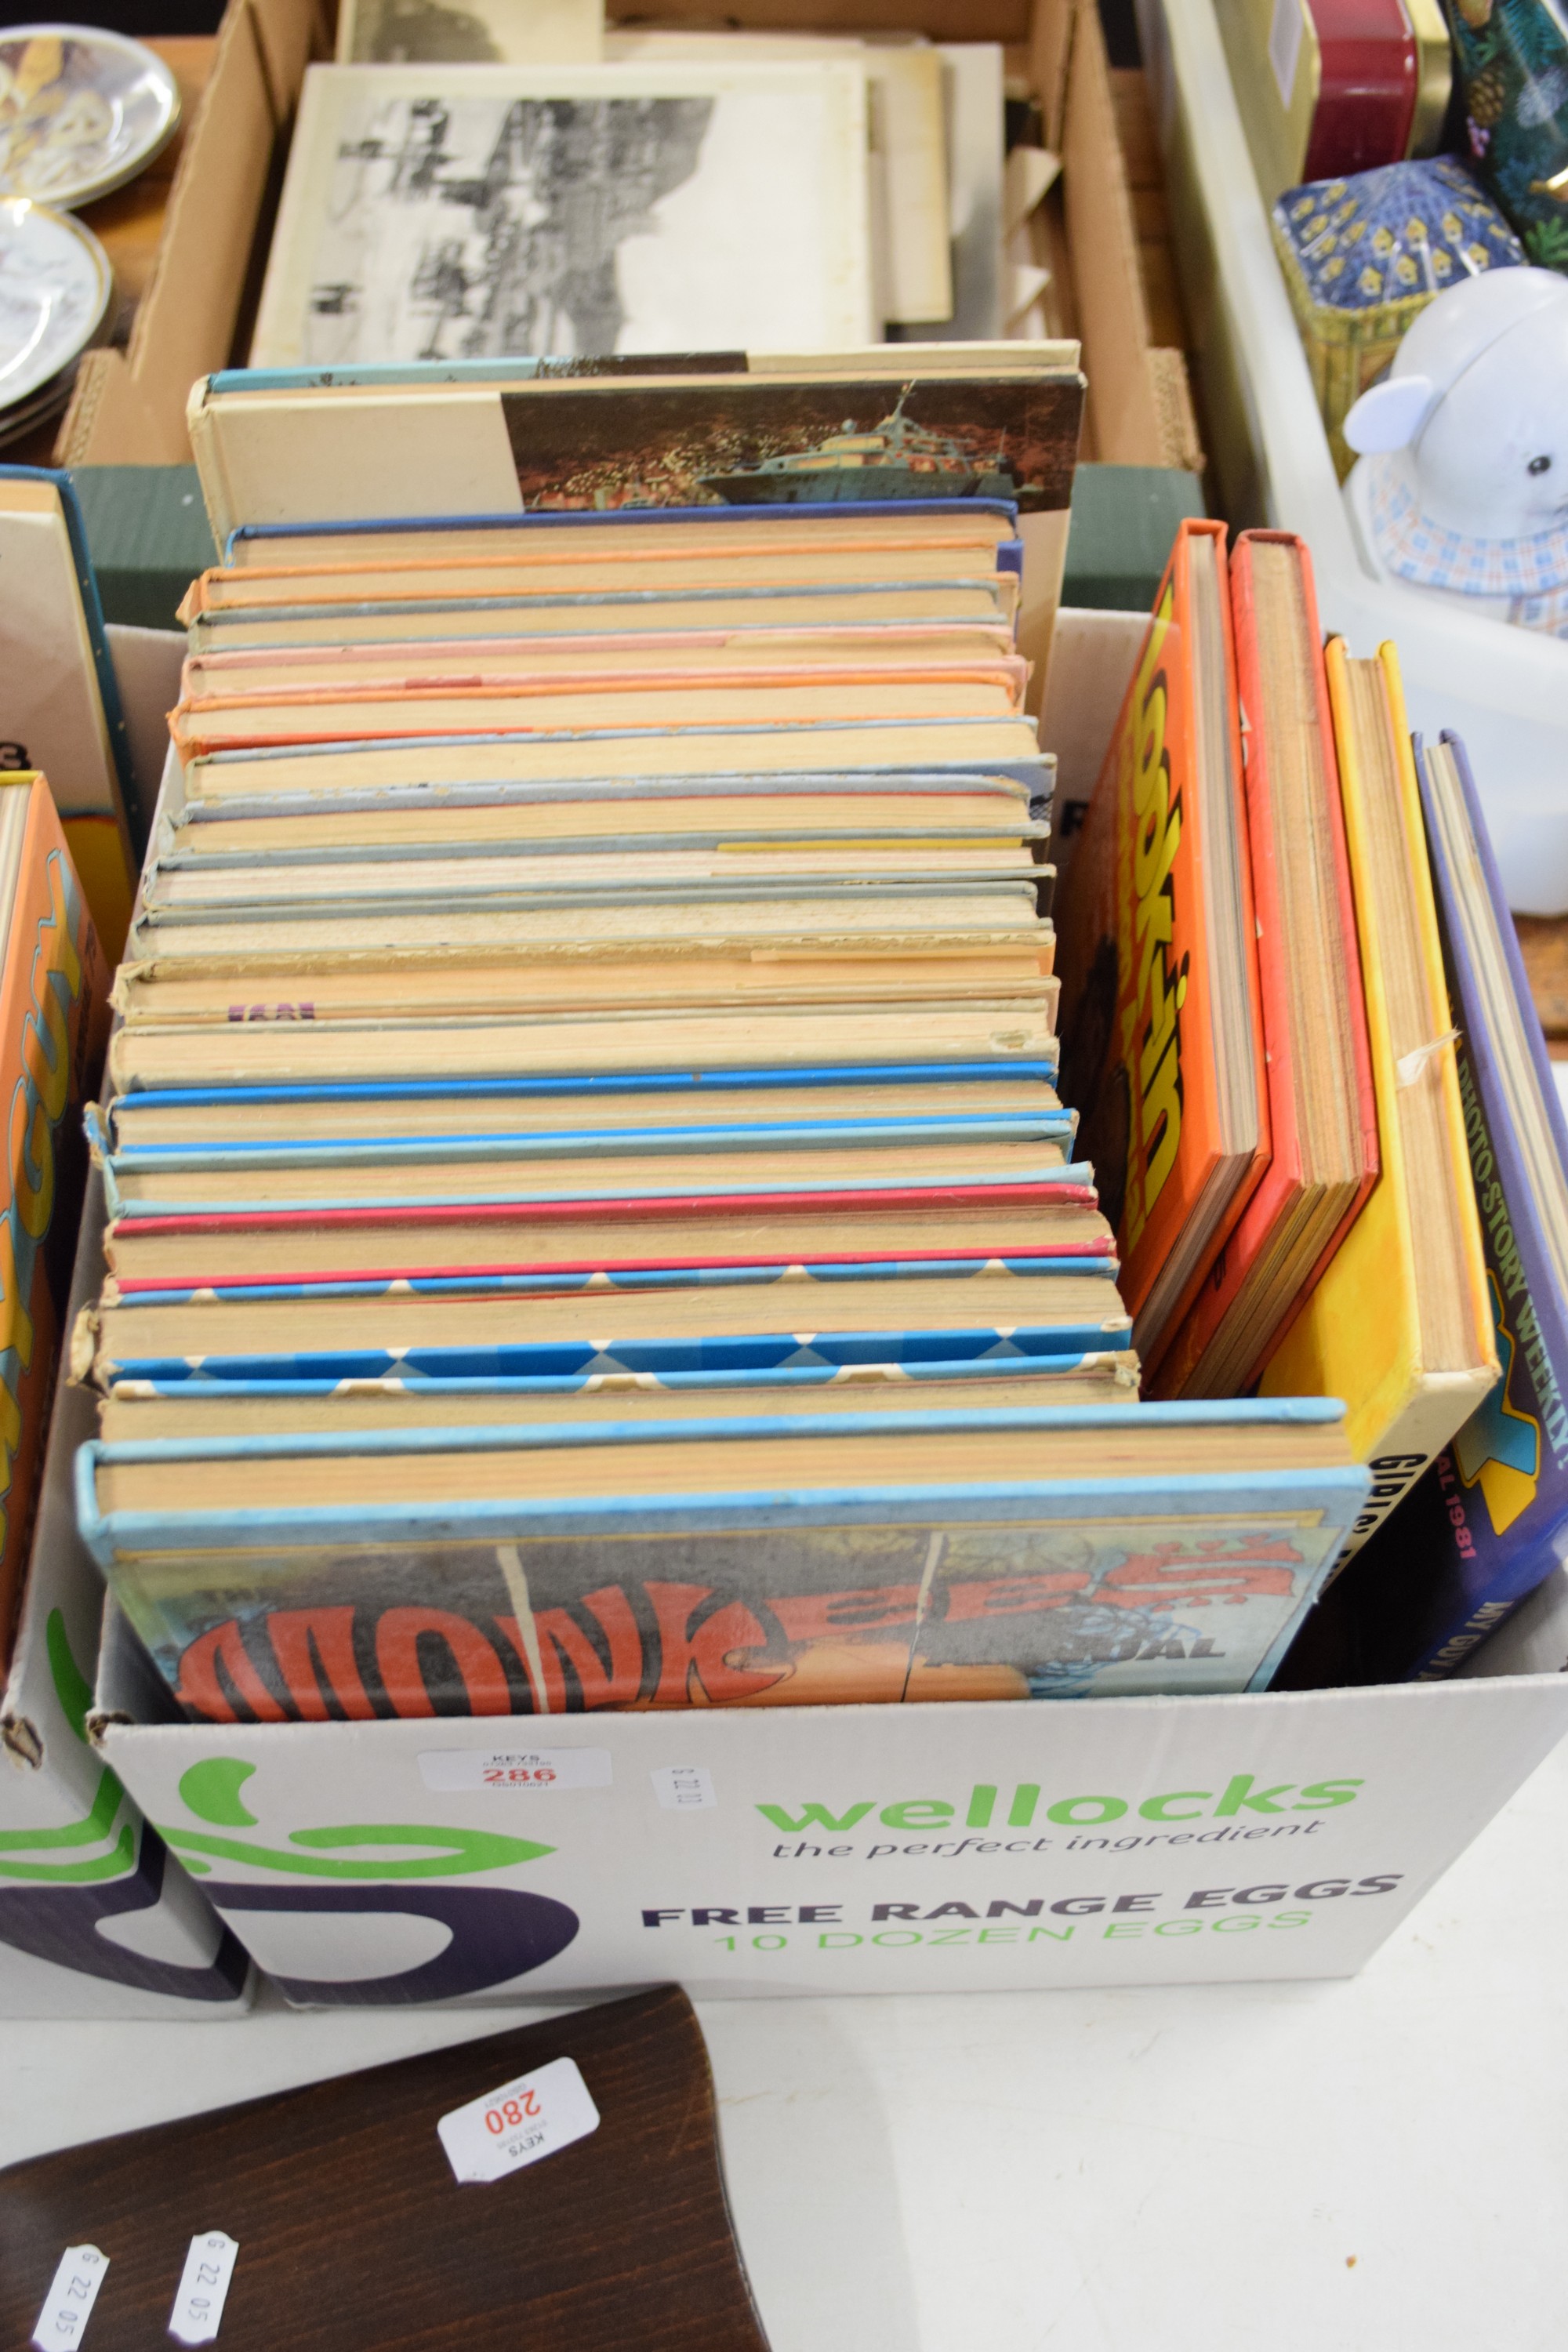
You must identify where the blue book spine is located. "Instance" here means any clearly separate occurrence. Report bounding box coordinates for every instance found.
[223,497,1022,557]
[194,579,1021,626]
[176,771,1051,822]
[106,1059,1062,1121]
[194,719,1047,766]
[103,1111,1077,1174]
[104,1160,1097,1221]
[107,1254,1119,1308]
[89,1319,1134,1387]
[146,880,1052,916]
[105,1352,1123,1400]
[161,826,1053,872]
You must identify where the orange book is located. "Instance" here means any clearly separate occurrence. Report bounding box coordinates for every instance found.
[1152,532,1379,1399]
[0,776,110,1661]
[166,668,1025,760]
[176,542,1022,621]
[1054,518,1269,1369]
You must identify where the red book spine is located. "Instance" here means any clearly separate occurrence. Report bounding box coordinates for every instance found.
[110,1240,1118,1294]
[111,1181,1105,1239]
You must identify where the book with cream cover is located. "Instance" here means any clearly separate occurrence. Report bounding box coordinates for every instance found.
[186,354,1084,572]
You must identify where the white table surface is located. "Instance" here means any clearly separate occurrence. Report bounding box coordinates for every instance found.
[4,1730,1566,2352]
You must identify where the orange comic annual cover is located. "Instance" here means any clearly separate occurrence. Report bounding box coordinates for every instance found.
[0,776,110,1658]
[1054,519,1269,1358]
[1151,532,1380,1399]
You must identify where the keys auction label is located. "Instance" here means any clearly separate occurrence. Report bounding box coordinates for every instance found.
[437,2056,601,2185]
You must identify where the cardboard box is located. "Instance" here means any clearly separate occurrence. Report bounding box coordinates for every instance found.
[71,578,1568,2011]
[85,1621,1568,2005]
[1460,1567,1568,1680]
[57,0,325,469]
[1036,0,1201,471]
[0,1174,253,2017]
[56,0,1196,477]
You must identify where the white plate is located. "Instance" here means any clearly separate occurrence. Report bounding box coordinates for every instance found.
[0,198,110,413]
[0,25,180,211]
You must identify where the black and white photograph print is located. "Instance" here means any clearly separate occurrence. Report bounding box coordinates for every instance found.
[336,0,602,68]
[252,60,875,369]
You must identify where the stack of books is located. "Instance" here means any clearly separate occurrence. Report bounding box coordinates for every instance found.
[71,366,1368,1725]
[1281,721,1568,1686]
[1058,517,1568,1684]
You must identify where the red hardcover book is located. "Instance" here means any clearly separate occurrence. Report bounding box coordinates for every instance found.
[96,1184,1115,1290]
[1152,532,1378,1399]
[107,1238,1119,1294]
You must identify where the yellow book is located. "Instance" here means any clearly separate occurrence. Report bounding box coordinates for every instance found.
[1261,640,1496,1558]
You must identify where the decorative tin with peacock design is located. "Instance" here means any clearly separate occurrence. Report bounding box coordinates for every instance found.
[1443,0,1568,274]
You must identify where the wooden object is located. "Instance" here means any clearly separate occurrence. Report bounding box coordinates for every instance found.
[0,1985,771,2351]
[1514,915,1568,1052]
[81,38,220,343]
[1056,0,1202,470]
[1021,0,1202,469]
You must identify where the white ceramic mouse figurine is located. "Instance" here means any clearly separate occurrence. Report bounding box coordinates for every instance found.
[1342,266,1568,636]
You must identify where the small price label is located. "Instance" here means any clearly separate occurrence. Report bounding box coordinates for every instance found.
[1269,0,1304,104]
[32,2245,107,2350]
[437,2056,600,2185]
[652,1763,717,1810]
[419,1748,612,1793]
[169,2232,238,2345]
